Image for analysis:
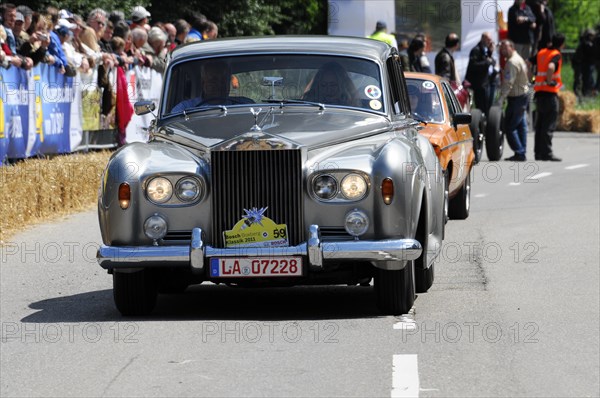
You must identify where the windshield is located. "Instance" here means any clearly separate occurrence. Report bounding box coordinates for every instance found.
[405,79,445,123]
[163,55,384,116]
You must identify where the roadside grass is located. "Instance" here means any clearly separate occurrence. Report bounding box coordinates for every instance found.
[561,61,600,111]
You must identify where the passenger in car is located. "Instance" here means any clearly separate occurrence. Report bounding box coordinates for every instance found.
[303,62,358,106]
[171,60,253,113]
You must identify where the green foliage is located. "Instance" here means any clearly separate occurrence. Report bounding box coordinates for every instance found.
[18,0,326,36]
[139,0,326,37]
[548,0,600,48]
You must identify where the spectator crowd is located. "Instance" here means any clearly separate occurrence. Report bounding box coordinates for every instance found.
[0,3,218,76]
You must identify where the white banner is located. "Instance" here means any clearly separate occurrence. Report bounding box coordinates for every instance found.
[126,66,163,143]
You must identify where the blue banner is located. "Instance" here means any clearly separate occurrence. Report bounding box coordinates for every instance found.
[29,64,73,156]
[0,67,30,160]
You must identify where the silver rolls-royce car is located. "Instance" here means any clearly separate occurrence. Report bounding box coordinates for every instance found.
[97,36,445,316]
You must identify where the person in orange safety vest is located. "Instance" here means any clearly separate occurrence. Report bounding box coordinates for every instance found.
[532,33,565,161]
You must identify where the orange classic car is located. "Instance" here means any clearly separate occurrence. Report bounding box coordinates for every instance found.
[405,73,475,220]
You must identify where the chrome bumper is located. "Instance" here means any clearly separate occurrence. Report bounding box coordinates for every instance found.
[97,225,422,272]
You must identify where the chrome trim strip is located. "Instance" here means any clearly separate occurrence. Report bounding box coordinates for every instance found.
[440,138,474,152]
[97,245,190,269]
[97,226,422,270]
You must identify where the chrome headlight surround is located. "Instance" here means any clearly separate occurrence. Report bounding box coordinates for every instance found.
[175,177,203,203]
[146,177,173,204]
[310,171,370,202]
[340,173,368,200]
[312,174,339,201]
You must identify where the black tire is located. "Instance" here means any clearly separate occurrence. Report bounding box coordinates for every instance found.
[415,263,434,294]
[469,109,484,164]
[113,270,158,316]
[374,262,415,315]
[485,105,504,161]
[449,169,471,220]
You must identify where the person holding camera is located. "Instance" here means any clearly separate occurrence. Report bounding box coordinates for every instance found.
[18,14,55,66]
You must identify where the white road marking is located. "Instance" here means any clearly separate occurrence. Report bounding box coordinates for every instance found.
[508,182,521,186]
[474,193,488,198]
[392,354,420,398]
[393,317,417,331]
[565,164,589,170]
[527,172,552,181]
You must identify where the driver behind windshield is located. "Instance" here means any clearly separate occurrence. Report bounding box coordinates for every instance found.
[171,60,253,113]
[303,62,358,106]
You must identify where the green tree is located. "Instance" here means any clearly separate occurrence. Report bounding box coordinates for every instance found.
[16,0,326,37]
[548,0,600,48]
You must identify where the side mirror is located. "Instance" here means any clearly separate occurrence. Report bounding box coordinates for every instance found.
[453,112,472,126]
[134,100,156,116]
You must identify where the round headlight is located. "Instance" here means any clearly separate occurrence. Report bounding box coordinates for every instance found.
[344,209,369,237]
[175,177,202,202]
[341,174,368,200]
[313,174,338,200]
[144,214,168,240]
[146,177,173,204]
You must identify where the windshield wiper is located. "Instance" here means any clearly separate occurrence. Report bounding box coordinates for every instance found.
[411,115,428,125]
[261,99,325,110]
[177,105,228,120]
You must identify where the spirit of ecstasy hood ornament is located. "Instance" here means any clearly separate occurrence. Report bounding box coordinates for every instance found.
[250,107,262,131]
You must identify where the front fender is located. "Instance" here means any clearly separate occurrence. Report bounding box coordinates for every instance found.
[98,142,208,245]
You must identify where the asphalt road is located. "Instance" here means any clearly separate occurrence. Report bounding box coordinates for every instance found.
[1,133,599,397]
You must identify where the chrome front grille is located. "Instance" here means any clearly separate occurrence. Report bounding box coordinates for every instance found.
[211,150,304,248]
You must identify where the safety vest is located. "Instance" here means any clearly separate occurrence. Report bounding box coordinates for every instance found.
[368,31,396,47]
[534,48,562,93]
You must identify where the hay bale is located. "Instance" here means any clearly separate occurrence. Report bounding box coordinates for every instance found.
[0,151,111,243]
[556,91,599,133]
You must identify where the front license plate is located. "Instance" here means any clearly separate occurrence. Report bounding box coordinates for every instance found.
[210,257,303,278]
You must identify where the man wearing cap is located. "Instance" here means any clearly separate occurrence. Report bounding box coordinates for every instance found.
[368,20,397,48]
[16,5,32,41]
[13,11,27,48]
[131,6,151,31]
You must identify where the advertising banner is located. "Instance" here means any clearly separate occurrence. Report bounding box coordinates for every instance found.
[126,66,162,143]
[0,67,30,160]
[28,64,73,156]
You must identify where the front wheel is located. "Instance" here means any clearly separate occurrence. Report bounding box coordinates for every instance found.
[469,109,484,164]
[485,105,504,161]
[415,263,434,293]
[449,170,471,220]
[113,270,158,316]
[374,261,415,315]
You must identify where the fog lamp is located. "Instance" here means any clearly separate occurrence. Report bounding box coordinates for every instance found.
[144,214,168,240]
[344,209,369,237]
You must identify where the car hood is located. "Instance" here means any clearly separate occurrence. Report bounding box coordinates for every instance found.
[156,108,392,150]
